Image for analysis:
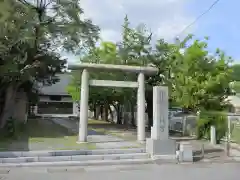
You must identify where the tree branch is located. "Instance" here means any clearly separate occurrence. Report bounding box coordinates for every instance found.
[18,0,36,9]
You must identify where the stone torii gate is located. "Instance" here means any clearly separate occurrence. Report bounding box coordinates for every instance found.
[68,63,158,143]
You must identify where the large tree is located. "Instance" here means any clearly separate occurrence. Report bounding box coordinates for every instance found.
[68,16,162,127]
[231,64,240,81]
[0,0,99,128]
[171,37,233,112]
[68,16,233,129]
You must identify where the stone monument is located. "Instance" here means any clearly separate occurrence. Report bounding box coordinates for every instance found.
[146,86,176,158]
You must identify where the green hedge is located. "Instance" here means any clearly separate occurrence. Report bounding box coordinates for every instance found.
[1,117,25,139]
[233,81,240,93]
[196,111,227,144]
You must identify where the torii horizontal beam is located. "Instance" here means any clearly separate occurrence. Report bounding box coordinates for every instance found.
[68,63,158,75]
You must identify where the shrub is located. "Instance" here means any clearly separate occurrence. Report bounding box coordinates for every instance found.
[2,117,25,139]
[196,111,227,144]
[5,117,15,138]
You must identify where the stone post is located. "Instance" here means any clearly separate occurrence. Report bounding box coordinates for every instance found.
[137,72,145,142]
[72,102,78,116]
[210,126,216,145]
[146,86,176,158]
[33,105,38,115]
[151,86,169,140]
[78,69,89,142]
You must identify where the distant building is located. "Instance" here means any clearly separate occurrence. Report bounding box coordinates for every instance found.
[34,73,78,117]
[227,96,240,113]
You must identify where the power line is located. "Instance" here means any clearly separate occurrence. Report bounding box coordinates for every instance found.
[175,0,221,38]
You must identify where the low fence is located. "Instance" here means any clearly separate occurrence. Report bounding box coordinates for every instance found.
[227,114,240,144]
[169,113,240,142]
[169,115,198,136]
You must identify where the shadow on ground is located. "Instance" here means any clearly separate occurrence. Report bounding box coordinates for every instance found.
[0,118,107,152]
[0,118,141,152]
[0,118,77,152]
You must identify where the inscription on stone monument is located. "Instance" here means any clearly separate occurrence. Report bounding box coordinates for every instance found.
[159,89,166,132]
[146,86,176,157]
[152,86,169,140]
[159,116,165,132]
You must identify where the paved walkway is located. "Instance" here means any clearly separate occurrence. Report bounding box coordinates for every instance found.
[50,118,240,157]
[50,118,142,149]
[2,163,240,180]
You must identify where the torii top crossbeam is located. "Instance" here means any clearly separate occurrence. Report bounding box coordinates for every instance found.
[68,63,158,75]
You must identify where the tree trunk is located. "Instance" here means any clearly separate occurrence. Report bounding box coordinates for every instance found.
[93,103,97,119]
[104,103,109,121]
[100,105,104,120]
[146,90,153,130]
[0,84,18,128]
[123,104,128,127]
[108,104,114,122]
[95,105,101,120]
[13,90,28,124]
[130,101,136,127]
[115,103,122,124]
[0,89,6,117]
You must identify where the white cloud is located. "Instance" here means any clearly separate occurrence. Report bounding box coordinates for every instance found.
[100,29,120,42]
[81,0,195,42]
[64,0,195,63]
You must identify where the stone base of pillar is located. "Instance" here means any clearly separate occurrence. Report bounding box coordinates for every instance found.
[146,138,176,157]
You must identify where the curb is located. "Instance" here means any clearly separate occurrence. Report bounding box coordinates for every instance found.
[1,158,239,168]
[0,159,154,168]
[0,153,149,164]
[0,148,145,158]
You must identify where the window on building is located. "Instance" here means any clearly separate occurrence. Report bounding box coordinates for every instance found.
[37,102,73,114]
[49,95,62,101]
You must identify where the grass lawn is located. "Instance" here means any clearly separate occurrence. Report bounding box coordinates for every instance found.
[87,119,150,141]
[88,119,112,125]
[0,118,97,151]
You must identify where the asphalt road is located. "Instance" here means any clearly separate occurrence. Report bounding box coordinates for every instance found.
[1,163,240,180]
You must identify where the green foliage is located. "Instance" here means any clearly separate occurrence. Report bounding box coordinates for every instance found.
[171,37,233,112]
[68,15,233,128]
[4,117,15,138]
[197,111,227,143]
[231,64,240,81]
[68,15,153,109]
[66,85,80,102]
[232,81,240,93]
[0,0,100,126]
[2,117,25,138]
[0,0,99,85]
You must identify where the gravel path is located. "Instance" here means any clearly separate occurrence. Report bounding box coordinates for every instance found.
[50,118,143,149]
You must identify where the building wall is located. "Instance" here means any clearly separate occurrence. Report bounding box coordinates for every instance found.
[39,96,73,102]
[35,73,78,117]
[35,95,79,117]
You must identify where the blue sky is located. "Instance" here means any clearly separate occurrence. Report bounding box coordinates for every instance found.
[189,0,240,63]
[65,0,240,64]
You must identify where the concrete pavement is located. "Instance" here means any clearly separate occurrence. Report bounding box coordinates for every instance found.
[1,163,240,180]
